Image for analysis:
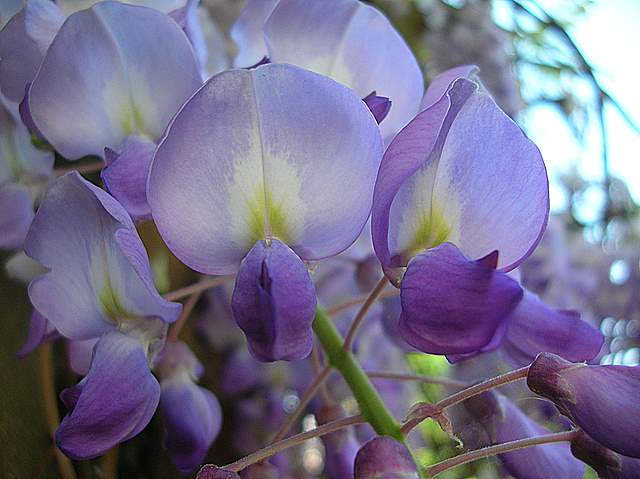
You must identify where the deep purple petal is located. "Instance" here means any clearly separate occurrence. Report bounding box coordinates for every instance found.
[56,331,160,459]
[149,64,383,274]
[28,1,200,159]
[231,239,316,362]
[25,172,180,340]
[399,243,523,355]
[363,91,392,124]
[101,135,156,221]
[17,309,59,358]
[354,436,419,479]
[571,430,640,479]
[528,353,640,458]
[501,291,603,367]
[160,381,222,472]
[264,0,423,140]
[0,0,64,102]
[0,184,34,249]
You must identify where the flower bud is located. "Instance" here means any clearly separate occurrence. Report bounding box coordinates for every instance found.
[528,352,640,458]
[571,430,640,479]
[354,436,419,479]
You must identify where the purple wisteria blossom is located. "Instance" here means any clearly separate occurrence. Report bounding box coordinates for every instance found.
[528,352,640,458]
[0,0,207,105]
[231,0,424,140]
[148,63,383,361]
[371,66,552,356]
[21,1,201,220]
[24,172,181,458]
[155,341,222,472]
[354,436,419,479]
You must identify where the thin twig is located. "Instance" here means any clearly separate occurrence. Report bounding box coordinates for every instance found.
[163,275,234,301]
[222,414,365,472]
[366,371,469,388]
[39,344,78,479]
[55,160,104,177]
[100,447,119,479]
[167,289,203,341]
[271,365,333,443]
[311,343,333,405]
[436,366,530,410]
[325,288,399,316]
[342,277,389,351]
[426,430,578,477]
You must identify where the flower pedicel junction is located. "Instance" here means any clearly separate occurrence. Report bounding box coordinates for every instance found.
[0,0,637,478]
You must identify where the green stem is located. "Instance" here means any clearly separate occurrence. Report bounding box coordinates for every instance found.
[312,307,403,440]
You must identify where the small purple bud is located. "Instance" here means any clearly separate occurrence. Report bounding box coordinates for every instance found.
[363,91,392,124]
[197,466,240,479]
[571,430,640,479]
[354,436,419,479]
[231,239,317,362]
[528,352,640,458]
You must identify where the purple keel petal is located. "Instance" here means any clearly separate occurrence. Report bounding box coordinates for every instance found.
[25,172,180,340]
[231,239,316,362]
[56,331,160,459]
[528,353,640,458]
[399,243,523,355]
[0,184,34,250]
[264,0,423,140]
[363,91,392,124]
[149,64,382,274]
[501,291,603,367]
[101,135,156,221]
[28,1,201,159]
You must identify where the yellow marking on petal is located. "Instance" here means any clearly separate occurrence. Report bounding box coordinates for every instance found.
[99,275,129,321]
[405,204,450,259]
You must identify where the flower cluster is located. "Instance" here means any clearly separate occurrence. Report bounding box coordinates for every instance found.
[1,1,637,478]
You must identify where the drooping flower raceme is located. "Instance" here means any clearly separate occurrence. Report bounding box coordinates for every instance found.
[22,1,202,220]
[148,63,383,361]
[231,0,424,140]
[24,172,181,458]
[371,66,553,357]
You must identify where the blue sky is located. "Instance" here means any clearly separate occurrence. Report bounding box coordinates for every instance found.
[518,0,640,212]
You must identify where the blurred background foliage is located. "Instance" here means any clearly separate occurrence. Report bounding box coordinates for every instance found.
[2,0,638,478]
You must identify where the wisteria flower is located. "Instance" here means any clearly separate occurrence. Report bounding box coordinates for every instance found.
[148,63,383,361]
[24,172,181,458]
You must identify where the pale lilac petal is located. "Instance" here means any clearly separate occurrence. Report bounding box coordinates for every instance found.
[101,134,156,221]
[421,65,478,111]
[56,331,160,459]
[0,0,64,102]
[149,64,382,274]
[28,1,201,159]
[399,243,523,355]
[0,183,34,249]
[231,239,316,362]
[25,172,180,340]
[373,76,548,272]
[264,0,423,140]
[230,0,280,68]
